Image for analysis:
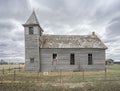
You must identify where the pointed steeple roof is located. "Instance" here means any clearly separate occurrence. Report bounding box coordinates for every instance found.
[25,10,39,25]
[23,10,44,32]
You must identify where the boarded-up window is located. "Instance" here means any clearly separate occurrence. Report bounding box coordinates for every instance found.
[70,53,75,65]
[30,58,34,63]
[88,54,92,65]
[29,27,34,34]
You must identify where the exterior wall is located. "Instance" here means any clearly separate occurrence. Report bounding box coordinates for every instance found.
[24,26,106,72]
[40,48,105,72]
[24,26,41,71]
[24,11,107,72]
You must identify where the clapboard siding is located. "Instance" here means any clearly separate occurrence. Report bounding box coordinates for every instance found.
[24,26,40,71]
[38,48,105,72]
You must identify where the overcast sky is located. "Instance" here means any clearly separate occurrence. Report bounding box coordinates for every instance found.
[0,0,120,62]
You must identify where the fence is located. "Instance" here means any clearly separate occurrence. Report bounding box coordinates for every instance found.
[0,65,120,85]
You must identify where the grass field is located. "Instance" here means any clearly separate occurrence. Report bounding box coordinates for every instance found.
[0,64,120,91]
[0,63,24,69]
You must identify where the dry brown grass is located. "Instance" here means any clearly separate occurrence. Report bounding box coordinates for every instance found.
[0,64,120,91]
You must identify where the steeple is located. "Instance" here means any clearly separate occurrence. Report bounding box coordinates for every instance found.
[23,10,39,26]
[23,10,43,72]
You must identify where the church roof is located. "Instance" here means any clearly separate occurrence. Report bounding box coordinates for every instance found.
[41,33,107,49]
[24,10,39,25]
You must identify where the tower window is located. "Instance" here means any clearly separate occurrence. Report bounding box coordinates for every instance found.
[70,53,75,65]
[88,54,92,65]
[30,58,34,63]
[29,27,34,34]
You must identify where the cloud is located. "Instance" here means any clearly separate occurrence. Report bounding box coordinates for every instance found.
[0,0,120,61]
[0,0,31,21]
[106,17,120,37]
[0,0,27,62]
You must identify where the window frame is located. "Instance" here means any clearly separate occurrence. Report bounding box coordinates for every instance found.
[70,53,75,65]
[53,53,57,60]
[88,53,92,65]
[30,58,34,63]
[29,27,34,35]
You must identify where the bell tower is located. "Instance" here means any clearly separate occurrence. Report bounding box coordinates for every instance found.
[23,10,43,71]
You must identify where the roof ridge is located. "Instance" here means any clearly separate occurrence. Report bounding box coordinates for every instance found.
[43,34,91,36]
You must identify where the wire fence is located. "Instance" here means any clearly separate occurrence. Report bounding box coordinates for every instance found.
[0,65,120,85]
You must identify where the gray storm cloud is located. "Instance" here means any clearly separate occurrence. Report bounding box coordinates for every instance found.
[0,0,120,62]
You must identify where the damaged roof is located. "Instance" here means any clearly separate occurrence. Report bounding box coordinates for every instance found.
[41,34,107,49]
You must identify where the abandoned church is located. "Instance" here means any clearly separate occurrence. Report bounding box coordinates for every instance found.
[23,11,107,72]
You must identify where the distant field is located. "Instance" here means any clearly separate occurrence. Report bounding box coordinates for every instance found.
[107,64,120,71]
[0,64,24,70]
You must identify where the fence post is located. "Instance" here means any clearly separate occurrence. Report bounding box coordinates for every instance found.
[37,72,39,81]
[2,67,4,75]
[13,70,16,81]
[105,67,107,80]
[60,69,62,84]
[82,69,85,81]
[79,71,81,83]
[40,72,42,85]
[0,74,3,84]
[19,64,20,72]
[9,67,10,73]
